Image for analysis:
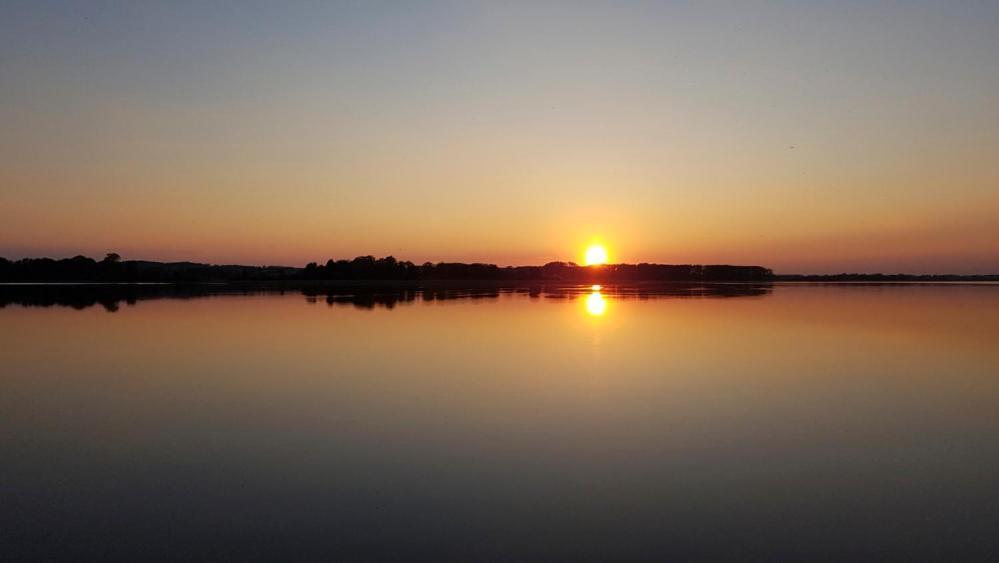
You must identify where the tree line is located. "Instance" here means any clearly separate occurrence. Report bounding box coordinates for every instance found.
[303,257,774,281]
[1,253,778,283]
[0,254,296,283]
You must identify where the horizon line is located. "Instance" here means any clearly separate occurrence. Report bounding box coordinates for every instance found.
[3,253,998,278]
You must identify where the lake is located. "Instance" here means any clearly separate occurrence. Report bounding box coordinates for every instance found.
[2,283,998,561]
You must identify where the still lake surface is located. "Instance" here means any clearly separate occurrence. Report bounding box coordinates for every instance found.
[2,283,998,561]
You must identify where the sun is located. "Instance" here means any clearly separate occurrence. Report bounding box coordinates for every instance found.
[584,244,608,266]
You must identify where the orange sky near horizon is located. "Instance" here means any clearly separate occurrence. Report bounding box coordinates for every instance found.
[1,2,998,273]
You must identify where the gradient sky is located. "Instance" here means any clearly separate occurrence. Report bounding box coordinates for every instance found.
[2,1,997,273]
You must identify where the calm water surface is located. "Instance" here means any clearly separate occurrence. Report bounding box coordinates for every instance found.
[2,284,998,561]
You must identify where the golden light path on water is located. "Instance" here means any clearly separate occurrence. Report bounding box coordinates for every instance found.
[586,284,607,316]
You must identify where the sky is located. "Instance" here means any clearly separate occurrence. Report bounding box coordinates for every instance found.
[1,1,997,273]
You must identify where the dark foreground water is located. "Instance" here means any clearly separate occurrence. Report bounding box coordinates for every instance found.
[2,283,998,561]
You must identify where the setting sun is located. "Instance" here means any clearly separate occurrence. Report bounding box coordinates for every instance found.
[584,244,608,266]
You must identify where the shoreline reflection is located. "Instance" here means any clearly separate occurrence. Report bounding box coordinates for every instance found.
[0,282,773,312]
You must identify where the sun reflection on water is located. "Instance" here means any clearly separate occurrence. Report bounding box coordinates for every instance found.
[585,286,607,316]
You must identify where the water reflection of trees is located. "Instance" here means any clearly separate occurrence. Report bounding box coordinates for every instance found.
[0,283,772,312]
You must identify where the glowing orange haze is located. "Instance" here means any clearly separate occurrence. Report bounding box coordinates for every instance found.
[2,189,996,273]
[1,3,998,273]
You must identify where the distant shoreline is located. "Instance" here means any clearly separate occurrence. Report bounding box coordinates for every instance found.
[2,280,998,289]
[2,254,996,283]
